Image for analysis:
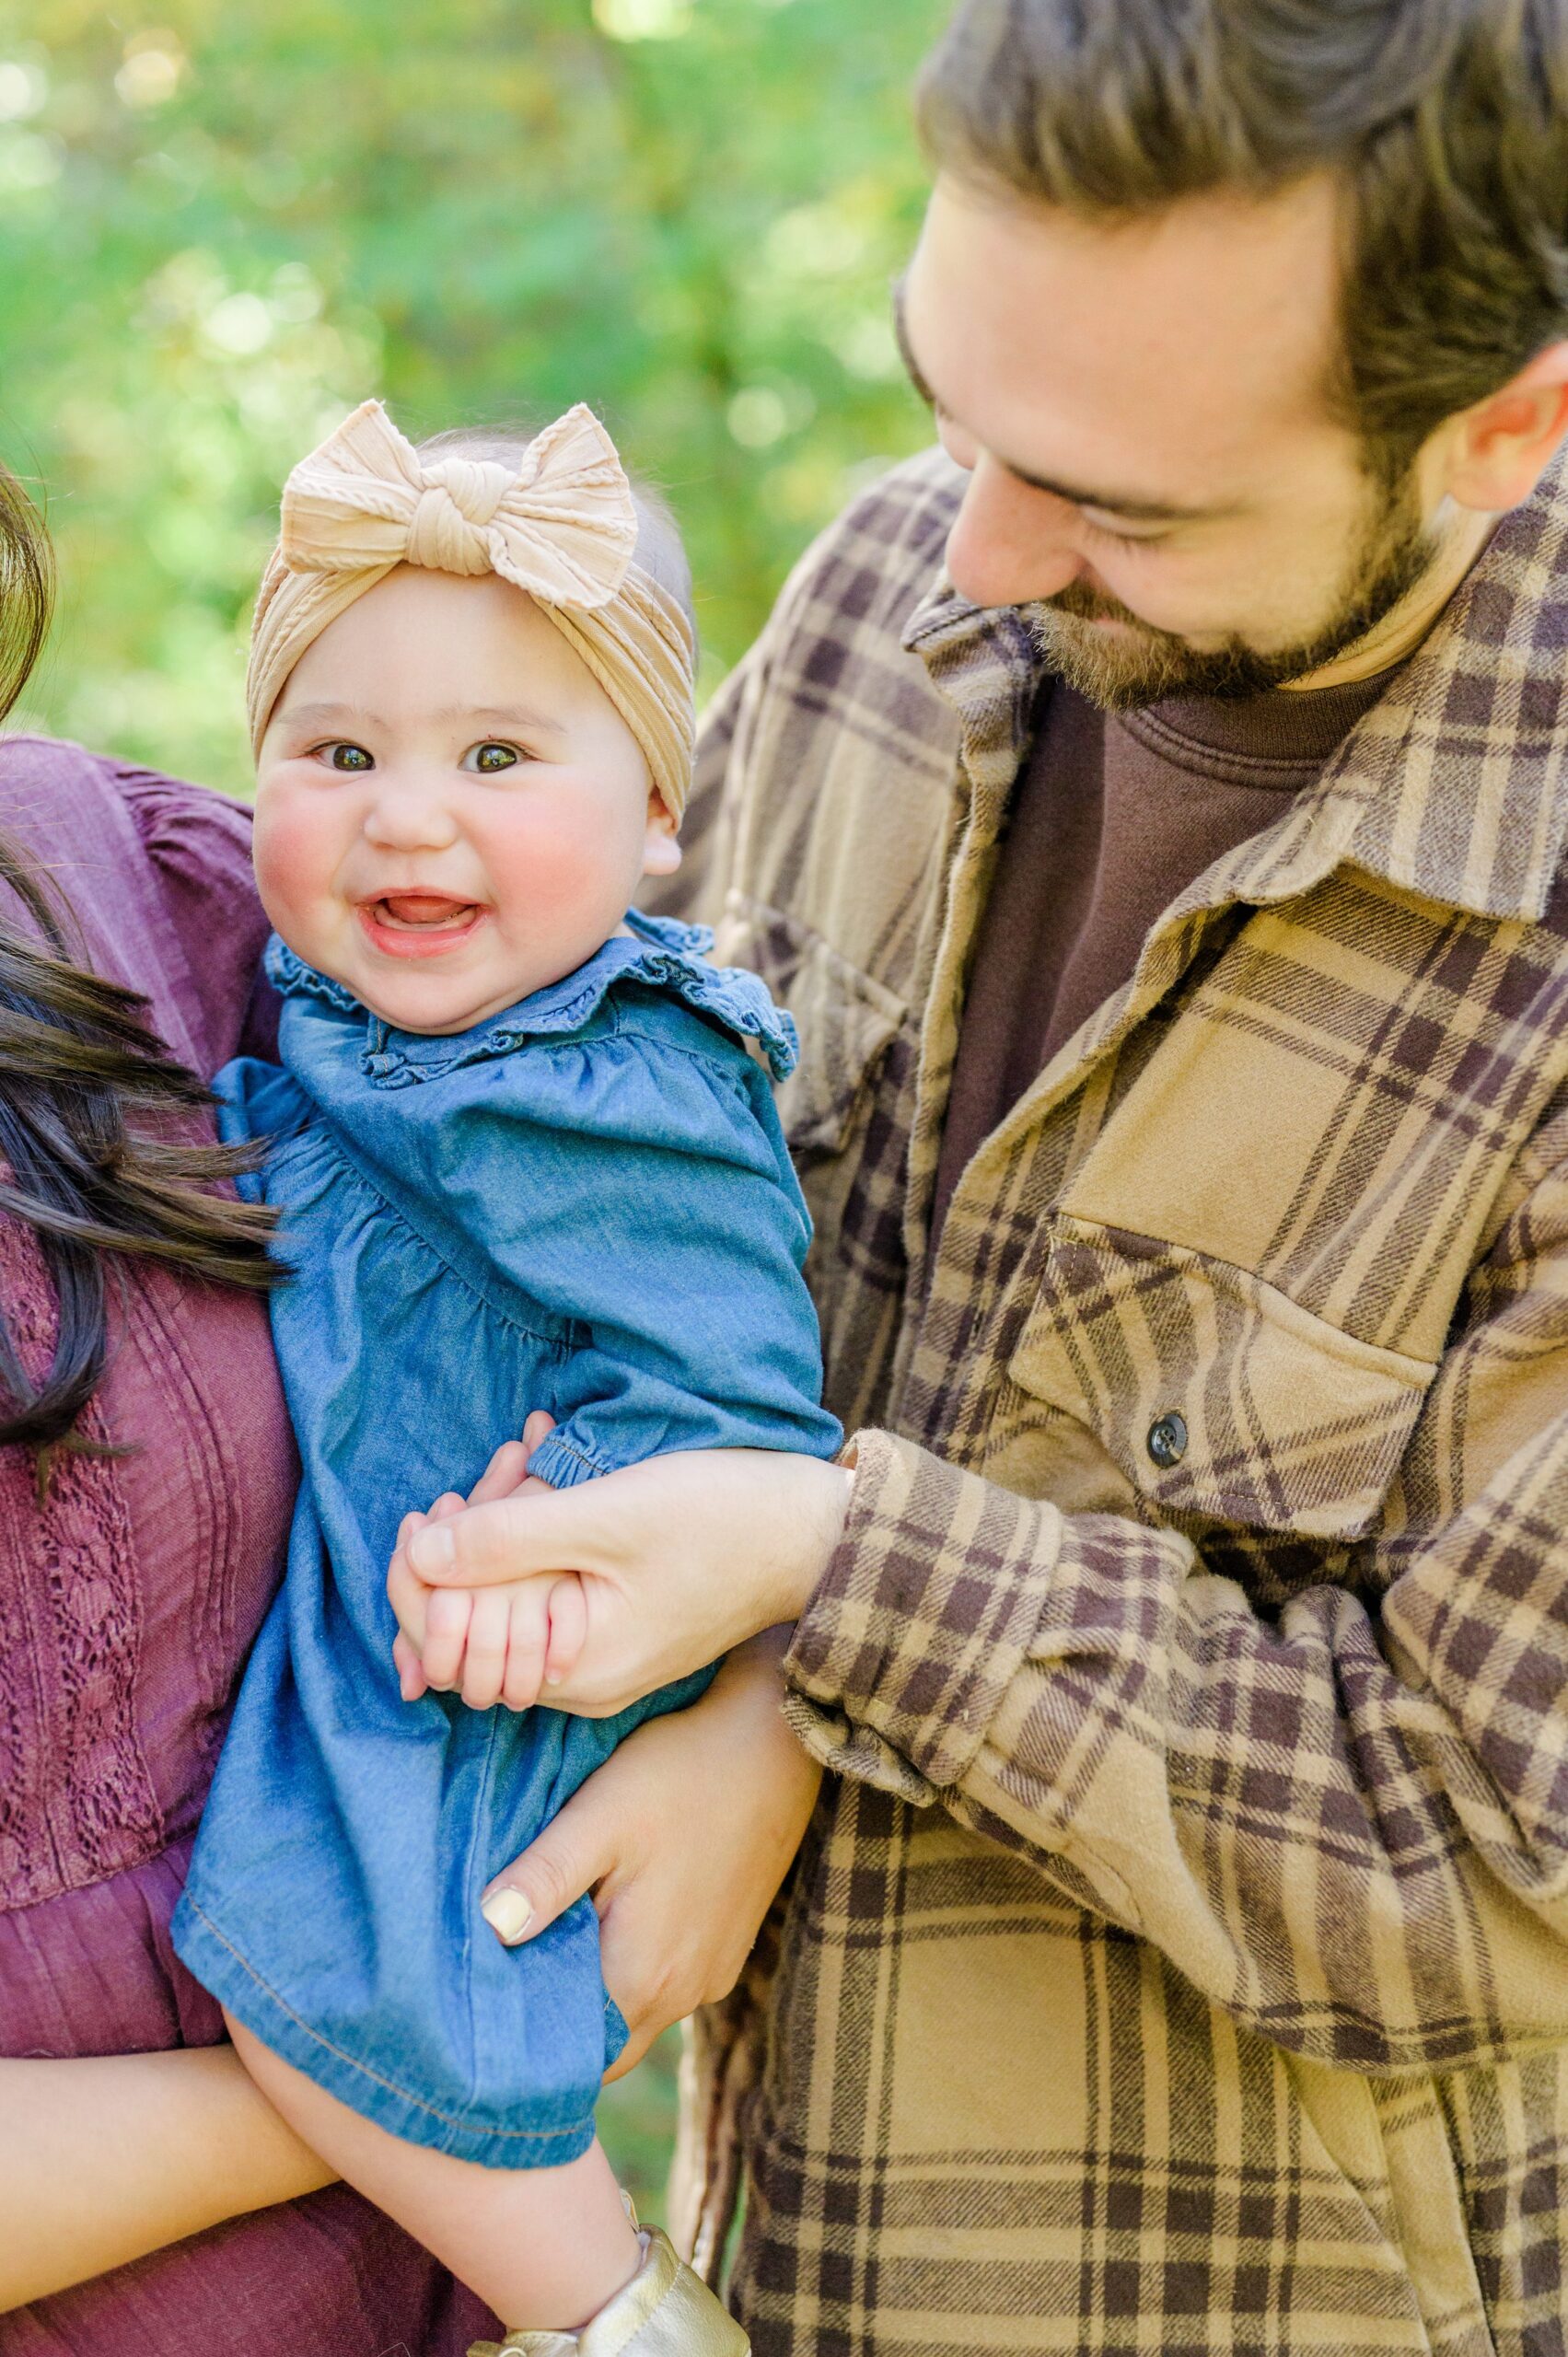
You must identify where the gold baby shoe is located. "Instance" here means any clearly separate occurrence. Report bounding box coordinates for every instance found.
[468,2226,749,2356]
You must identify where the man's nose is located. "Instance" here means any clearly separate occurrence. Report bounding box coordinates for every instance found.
[361,776,460,853]
[945,453,1086,610]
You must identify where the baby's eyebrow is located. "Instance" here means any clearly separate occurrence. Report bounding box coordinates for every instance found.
[432,703,567,738]
[273,700,569,738]
[276,700,378,730]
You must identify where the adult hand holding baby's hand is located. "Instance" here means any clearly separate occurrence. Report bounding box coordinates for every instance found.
[390,1417,854,1719]
[478,1627,823,2069]
[389,1413,588,1711]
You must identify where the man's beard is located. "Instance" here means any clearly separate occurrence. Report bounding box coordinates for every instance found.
[1025,470,1438,713]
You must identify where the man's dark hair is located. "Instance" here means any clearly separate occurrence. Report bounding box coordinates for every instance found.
[917,0,1568,479]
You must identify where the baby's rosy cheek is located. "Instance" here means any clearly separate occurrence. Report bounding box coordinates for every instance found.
[485,808,618,919]
[253,792,346,935]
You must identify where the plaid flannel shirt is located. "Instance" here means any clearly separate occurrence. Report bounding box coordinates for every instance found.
[667,445,1568,2357]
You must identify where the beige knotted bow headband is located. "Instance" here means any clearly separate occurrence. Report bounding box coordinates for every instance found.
[246,400,696,821]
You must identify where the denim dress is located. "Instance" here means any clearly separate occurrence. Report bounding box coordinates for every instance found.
[173,911,842,2168]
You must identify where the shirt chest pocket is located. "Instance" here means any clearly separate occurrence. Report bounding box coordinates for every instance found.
[1002,1213,1438,1543]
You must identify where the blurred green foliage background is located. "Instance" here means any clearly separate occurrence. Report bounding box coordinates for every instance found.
[0,0,945,795]
[0,0,946,2208]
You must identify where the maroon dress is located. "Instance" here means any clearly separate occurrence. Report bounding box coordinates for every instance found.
[0,737,498,2352]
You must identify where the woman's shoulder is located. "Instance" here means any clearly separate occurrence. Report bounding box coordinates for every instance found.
[0,730,250,862]
[0,736,272,1076]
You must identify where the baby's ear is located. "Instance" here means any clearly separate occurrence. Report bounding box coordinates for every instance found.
[642,793,683,877]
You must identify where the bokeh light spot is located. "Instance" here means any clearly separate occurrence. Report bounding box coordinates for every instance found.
[115,34,186,110]
[727,387,789,448]
[0,61,47,122]
[593,0,694,41]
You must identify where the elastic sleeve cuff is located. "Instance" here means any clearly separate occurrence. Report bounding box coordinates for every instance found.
[524,1430,613,1491]
[783,1429,1066,1793]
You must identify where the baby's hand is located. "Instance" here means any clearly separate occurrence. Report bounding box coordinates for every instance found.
[388,1422,587,1712]
[435,1556,587,1712]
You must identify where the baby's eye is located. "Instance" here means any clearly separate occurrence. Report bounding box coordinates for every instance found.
[462,741,521,774]
[320,741,374,772]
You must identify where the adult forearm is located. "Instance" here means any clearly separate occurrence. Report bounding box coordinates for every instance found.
[0,2045,337,2312]
[784,1422,1568,2077]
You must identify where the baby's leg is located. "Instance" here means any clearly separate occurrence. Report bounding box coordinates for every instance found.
[225,2011,640,2330]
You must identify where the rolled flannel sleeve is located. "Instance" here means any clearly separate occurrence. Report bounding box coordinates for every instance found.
[784,1136,1568,2077]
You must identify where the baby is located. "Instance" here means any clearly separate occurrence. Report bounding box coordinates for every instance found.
[172,401,841,2353]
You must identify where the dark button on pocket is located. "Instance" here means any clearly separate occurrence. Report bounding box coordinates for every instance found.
[1146,1411,1188,1469]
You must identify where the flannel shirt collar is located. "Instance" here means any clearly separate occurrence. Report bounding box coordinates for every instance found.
[900,447,1568,925]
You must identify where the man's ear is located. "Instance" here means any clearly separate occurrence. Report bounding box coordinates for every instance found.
[642,791,682,877]
[1441,342,1568,515]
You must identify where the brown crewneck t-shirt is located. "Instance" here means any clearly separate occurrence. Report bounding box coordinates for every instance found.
[934,666,1400,1237]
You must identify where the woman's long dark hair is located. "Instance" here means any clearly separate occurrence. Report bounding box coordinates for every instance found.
[0,460,276,1464]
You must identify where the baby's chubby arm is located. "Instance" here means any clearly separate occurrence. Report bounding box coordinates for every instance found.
[387,1019,839,1705]
[388,1419,588,1712]
[422,1026,842,1489]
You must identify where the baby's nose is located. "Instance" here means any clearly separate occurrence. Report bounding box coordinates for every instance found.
[362,779,461,851]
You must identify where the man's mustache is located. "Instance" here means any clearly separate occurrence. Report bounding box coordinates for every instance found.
[1028,578,1185,644]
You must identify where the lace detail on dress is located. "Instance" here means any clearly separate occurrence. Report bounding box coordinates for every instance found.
[0,1208,161,1909]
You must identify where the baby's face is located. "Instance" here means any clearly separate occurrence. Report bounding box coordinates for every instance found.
[254,567,679,1035]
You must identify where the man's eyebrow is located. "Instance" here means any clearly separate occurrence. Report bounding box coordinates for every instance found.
[890,273,940,412]
[889,273,1232,527]
[993,459,1229,526]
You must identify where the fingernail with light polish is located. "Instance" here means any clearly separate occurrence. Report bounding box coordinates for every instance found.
[482,1888,533,1945]
[409,1525,456,1577]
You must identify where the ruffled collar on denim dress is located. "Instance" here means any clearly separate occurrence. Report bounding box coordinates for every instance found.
[265,908,799,1090]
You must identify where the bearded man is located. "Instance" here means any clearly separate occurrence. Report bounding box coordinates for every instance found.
[424,4,1568,2350]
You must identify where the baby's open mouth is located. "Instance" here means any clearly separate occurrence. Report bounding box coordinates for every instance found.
[357,894,486,958]
[374,893,479,929]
